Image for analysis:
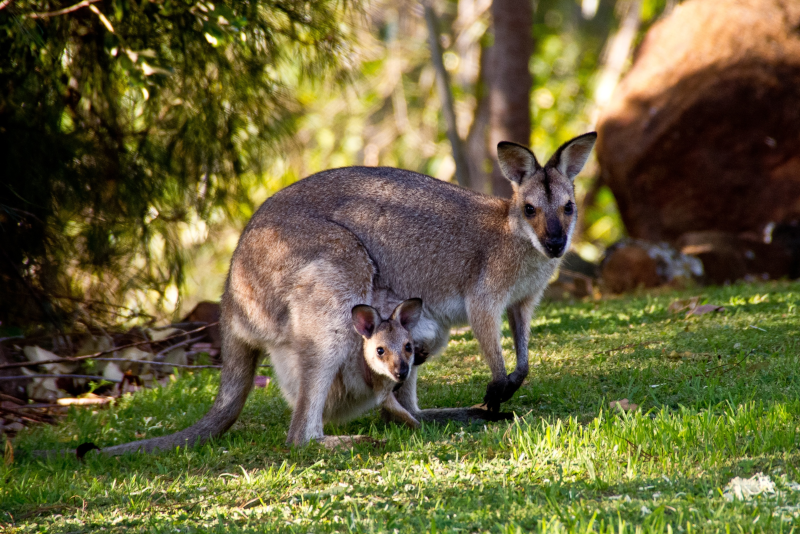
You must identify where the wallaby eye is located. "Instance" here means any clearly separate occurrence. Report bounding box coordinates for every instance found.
[405,343,412,352]
[376,347,385,357]
[564,201,574,215]
[524,204,536,217]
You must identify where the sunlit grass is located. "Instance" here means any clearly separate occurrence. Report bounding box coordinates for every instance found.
[3,280,800,532]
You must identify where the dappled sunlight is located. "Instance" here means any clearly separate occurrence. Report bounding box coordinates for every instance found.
[5,282,800,531]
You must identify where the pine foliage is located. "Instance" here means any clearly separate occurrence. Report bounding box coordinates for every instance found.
[0,0,357,329]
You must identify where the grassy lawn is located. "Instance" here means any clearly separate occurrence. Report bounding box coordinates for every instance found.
[2,281,800,533]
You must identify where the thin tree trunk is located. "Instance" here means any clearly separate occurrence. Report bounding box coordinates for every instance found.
[465,42,491,194]
[590,0,643,125]
[579,0,643,238]
[423,0,472,189]
[488,0,533,198]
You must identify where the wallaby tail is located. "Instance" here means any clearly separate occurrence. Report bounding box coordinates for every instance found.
[100,332,260,456]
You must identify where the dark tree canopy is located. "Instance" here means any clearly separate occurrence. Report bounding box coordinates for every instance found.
[0,0,356,329]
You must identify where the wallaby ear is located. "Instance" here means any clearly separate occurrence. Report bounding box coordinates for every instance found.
[497,141,541,185]
[391,298,423,331]
[546,132,597,181]
[352,305,380,339]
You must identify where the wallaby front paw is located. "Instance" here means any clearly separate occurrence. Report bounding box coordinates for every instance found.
[381,407,421,429]
[413,344,430,366]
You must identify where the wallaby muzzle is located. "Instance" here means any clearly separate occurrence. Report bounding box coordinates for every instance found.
[543,219,567,258]
[543,236,567,258]
[395,361,410,382]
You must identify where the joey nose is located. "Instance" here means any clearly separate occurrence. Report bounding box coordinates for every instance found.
[396,362,409,381]
[544,236,566,257]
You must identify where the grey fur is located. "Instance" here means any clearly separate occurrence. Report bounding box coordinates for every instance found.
[99,133,597,454]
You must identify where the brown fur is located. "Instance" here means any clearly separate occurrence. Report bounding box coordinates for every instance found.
[99,133,596,454]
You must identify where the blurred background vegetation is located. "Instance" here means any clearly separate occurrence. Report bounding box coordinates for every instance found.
[0,0,679,331]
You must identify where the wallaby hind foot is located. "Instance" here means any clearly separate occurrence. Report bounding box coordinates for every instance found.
[419,407,514,424]
[382,406,514,425]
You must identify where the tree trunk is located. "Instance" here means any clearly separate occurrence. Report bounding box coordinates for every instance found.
[589,0,643,125]
[488,0,533,198]
[465,42,491,194]
[424,0,472,189]
[578,0,643,239]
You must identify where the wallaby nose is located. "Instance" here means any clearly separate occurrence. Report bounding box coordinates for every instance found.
[544,236,566,257]
[396,361,409,381]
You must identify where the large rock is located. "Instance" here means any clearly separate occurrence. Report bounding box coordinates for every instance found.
[596,0,800,242]
[678,228,797,284]
[599,239,703,294]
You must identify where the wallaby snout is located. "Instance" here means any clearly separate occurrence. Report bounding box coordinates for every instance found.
[543,218,567,257]
[396,360,409,382]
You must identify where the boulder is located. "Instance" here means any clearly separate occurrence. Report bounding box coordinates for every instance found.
[600,239,703,294]
[180,301,221,350]
[678,230,795,284]
[596,0,800,242]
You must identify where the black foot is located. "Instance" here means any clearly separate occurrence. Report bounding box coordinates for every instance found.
[416,407,514,424]
[465,407,514,422]
[483,372,525,411]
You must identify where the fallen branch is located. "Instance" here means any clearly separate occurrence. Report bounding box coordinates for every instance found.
[8,403,67,410]
[90,357,270,369]
[153,336,204,359]
[0,404,56,423]
[25,0,101,18]
[14,504,70,521]
[92,357,223,369]
[0,323,218,371]
[0,374,120,382]
[0,392,24,405]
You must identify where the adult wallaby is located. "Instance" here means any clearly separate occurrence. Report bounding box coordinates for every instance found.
[99,132,597,453]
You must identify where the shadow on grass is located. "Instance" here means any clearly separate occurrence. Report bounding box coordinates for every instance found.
[4,281,800,531]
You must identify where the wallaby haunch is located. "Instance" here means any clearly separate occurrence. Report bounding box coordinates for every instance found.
[100,133,597,453]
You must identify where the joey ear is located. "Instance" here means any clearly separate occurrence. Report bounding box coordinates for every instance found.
[546,132,597,181]
[391,298,423,331]
[497,141,541,185]
[352,305,380,339]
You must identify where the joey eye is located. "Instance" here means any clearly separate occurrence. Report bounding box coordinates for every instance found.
[405,343,412,352]
[524,204,536,217]
[564,202,574,215]
[376,347,385,357]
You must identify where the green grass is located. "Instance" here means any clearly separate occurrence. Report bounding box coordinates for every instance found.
[3,281,800,533]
